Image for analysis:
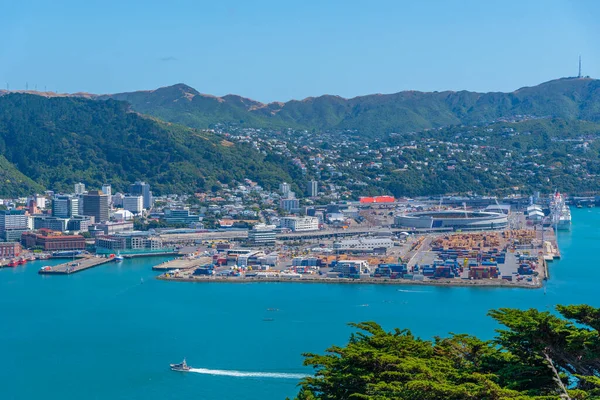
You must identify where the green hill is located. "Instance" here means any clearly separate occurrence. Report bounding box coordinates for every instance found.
[0,155,45,197]
[100,77,600,135]
[0,94,299,196]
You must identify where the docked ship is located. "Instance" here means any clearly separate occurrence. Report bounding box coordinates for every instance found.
[550,192,571,230]
[170,358,190,372]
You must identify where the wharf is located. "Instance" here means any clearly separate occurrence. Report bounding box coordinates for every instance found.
[157,274,541,288]
[48,254,88,260]
[122,251,179,259]
[38,256,113,275]
[152,256,213,271]
[541,227,561,260]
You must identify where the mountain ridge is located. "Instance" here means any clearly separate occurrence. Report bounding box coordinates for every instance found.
[1,77,598,136]
[99,77,600,135]
[1,76,594,108]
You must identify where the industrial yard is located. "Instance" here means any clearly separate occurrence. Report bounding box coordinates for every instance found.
[156,217,556,288]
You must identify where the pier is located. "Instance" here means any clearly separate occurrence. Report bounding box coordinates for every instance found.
[152,256,213,271]
[38,256,113,275]
[540,227,561,260]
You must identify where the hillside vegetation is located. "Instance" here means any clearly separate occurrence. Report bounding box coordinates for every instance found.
[0,94,300,196]
[0,155,45,196]
[293,305,600,399]
[101,78,600,135]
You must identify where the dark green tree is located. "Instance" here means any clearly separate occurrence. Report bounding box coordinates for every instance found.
[293,305,600,400]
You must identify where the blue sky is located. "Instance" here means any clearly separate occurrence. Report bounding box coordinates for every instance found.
[0,0,598,102]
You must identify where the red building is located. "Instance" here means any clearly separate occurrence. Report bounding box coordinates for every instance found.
[359,196,396,204]
[21,229,86,251]
[0,242,22,258]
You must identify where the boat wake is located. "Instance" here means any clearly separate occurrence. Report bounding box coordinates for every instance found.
[397,289,429,293]
[189,368,306,379]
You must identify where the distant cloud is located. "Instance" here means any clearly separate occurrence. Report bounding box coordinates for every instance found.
[159,56,177,62]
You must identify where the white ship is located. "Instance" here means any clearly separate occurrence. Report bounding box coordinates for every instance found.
[550,192,571,231]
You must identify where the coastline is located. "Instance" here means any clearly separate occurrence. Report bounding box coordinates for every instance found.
[156,275,542,289]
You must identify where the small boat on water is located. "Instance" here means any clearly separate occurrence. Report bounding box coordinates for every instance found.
[114,253,124,262]
[170,358,190,372]
[7,260,18,268]
[18,258,26,265]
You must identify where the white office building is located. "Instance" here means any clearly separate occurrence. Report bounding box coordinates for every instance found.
[279,216,319,232]
[248,224,277,244]
[74,182,86,195]
[123,196,144,214]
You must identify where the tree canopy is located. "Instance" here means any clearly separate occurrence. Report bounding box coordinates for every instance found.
[293,305,600,400]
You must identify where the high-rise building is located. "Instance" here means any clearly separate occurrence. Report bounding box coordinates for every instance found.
[102,184,112,205]
[82,191,109,223]
[52,195,80,218]
[74,182,86,195]
[130,181,153,209]
[306,180,318,197]
[280,198,300,212]
[123,196,144,214]
[76,195,84,216]
[279,182,290,196]
[52,196,69,218]
[0,210,29,242]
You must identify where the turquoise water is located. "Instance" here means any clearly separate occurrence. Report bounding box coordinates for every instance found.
[1,209,598,400]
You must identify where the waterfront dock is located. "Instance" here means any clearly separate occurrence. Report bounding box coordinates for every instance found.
[38,256,113,275]
[541,227,561,260]
[122,251,179,259]
[157,273,542,288]
[152,256,213,271]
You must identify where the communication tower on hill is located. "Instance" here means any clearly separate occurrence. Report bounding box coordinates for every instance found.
[578,56,582,78]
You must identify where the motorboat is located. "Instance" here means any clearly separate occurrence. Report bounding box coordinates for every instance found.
[170,358,190,372]
[114,253,124,262]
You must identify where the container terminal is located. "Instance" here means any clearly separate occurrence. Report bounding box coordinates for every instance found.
[155,204,563,289]
[156,227,552,288]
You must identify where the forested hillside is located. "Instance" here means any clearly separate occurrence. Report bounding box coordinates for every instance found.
[0,94,300,196]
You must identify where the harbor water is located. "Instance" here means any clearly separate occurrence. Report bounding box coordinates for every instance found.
[1,208,598,400]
